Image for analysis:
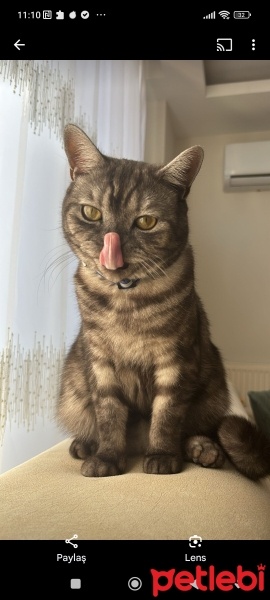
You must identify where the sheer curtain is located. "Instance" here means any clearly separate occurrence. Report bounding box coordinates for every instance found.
[0,60,146,473]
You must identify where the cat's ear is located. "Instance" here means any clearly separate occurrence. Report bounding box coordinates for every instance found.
[158,146,204,192]
[64,124,105,180]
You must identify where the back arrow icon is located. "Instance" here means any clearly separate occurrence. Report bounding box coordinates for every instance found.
[14,40,25,50]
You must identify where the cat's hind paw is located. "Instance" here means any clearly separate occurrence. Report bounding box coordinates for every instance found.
[69,439,97,460]
[81,455,126,477]
[184,435,225,468]
[143,453,182,475]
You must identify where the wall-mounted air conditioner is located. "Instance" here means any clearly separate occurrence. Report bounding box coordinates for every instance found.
[224,141,270,192]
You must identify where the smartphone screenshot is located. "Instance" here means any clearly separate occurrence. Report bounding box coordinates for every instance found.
[0,6,270,596]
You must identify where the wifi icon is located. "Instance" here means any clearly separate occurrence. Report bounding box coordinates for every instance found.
[219,10,230,19]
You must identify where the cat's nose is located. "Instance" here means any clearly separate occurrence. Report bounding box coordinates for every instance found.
[99,232,124,270]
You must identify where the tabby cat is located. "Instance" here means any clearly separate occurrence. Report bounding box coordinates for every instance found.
[57,123,270,480]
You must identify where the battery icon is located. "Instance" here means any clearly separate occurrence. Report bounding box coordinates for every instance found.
[233,11,251,19]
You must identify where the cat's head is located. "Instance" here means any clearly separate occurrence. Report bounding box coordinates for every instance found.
[62,124,203,285]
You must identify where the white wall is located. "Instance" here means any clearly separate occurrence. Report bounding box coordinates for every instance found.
[177,130,270,364]
[145,100,176,164]
[144,102,270,365]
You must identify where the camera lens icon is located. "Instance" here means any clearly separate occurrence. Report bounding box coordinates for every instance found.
[128,577,142,591]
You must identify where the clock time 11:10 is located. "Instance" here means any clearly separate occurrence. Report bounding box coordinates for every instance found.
[18,12,44,18]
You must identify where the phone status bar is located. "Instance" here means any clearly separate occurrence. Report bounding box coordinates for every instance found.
[17,10,107,19]
[203,10,252,20]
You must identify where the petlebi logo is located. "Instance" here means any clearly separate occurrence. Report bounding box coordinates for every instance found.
[150,564,266,595]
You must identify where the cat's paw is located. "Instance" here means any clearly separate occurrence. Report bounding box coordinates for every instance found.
[81,455,126,477]
[69,439,97,460]
[143,453,182,474]
[184,436,225,468]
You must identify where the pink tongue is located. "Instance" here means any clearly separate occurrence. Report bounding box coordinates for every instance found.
[99,232,124,270]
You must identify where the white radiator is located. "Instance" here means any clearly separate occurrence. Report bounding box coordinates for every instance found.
[225,362,270,405]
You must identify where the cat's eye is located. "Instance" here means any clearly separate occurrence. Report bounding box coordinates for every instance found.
[135,215,157,230]
[81,205,102,222]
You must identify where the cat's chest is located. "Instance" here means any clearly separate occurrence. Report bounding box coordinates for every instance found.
[102,293,169,360]
[109,331,160,414]
[111,326,155,364]
[83,285,179,412]
[81,272,179,363]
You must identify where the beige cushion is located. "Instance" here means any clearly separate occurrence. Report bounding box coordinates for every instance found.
[0,438,270,540]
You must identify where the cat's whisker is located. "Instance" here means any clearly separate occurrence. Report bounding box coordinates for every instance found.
[46,250,74,277]
[38,250,77,294]
[49,256,78,287]
[138,256,167,280]
[145,256,168,278]
[151,253,168,268]
[48,253,77,284]
[40,244,73,268]
[138,259,159,280]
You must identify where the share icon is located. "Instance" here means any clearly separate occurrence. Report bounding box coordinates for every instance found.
[65,533,78,548]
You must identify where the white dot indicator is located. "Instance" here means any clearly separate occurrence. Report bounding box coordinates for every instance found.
[252,39,255,51]
[128,577,142,591]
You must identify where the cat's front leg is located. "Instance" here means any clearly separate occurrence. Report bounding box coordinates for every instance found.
[143,394,186,475]
[81,385,129,477]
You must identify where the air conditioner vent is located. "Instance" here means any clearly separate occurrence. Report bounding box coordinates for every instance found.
[224,141,270,192]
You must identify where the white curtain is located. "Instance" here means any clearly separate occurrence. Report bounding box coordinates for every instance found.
[0,60,146,473]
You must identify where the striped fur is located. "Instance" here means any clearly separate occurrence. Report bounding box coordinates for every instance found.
[57,124,270,480]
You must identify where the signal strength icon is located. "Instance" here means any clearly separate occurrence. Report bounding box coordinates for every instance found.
[203,11,216,19]
[219,10,230,19]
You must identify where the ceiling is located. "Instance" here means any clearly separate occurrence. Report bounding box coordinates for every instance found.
[145,60,270,139]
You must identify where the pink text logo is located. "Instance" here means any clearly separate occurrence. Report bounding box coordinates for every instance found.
[151,564,266,595]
